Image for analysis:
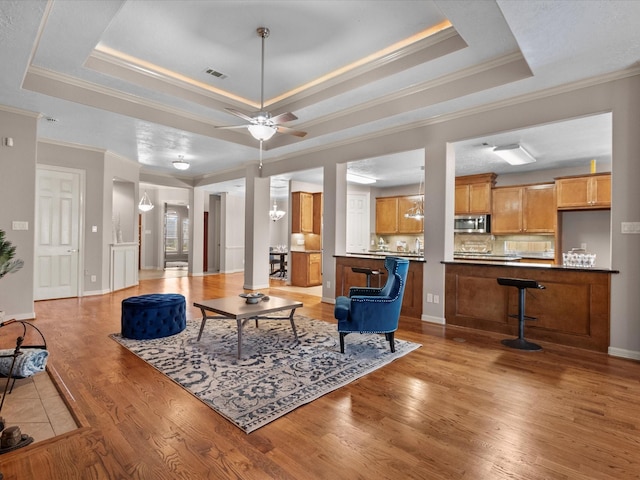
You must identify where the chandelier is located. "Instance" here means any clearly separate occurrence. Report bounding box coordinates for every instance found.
[404,167,424,220]
[269,201,285,222]
[138,191,154,212]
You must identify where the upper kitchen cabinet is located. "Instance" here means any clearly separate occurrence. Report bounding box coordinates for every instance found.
[312,192,322,235]
[375,195,424,234]
[291,191,314,233]
[555,173,611,210]
[375,197,399,234]
[455,173,497,215]
[492,183,556,234]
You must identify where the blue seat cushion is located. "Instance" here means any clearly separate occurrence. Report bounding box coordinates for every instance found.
[121,293,186,340]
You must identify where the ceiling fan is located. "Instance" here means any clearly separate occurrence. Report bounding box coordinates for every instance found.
[216,27,307,142]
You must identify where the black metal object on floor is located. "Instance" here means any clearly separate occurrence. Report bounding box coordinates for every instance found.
[497,277,545,351]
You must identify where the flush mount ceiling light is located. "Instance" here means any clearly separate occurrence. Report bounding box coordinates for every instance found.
[269,201,285,222]
[138,191,154,212]
[173,155,190,170]
[493,144,536,165]
[346,173,376,185]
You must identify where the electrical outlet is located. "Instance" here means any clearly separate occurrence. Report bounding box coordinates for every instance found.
[426,293,433,303]
[434,295,440,304]
[326,281,331,289]
[91,275,97,282]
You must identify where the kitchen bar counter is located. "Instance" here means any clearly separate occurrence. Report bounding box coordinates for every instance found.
[344,251,426,261]
[443,261,618,352]
[335,255,423,318]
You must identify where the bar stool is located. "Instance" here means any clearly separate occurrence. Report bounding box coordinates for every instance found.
[497,277,545,351]
[351,267,382,288]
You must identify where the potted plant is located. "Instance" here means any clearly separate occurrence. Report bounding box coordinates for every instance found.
[0,229,24,320]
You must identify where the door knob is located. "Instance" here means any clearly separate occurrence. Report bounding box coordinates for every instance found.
[67,249,78,253]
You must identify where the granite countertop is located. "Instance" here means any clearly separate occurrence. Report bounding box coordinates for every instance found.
[442,258,618,273]
[340,252,426,262]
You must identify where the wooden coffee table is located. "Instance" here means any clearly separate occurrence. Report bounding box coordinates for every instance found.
[193,296,303,358]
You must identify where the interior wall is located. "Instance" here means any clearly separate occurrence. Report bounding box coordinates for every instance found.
[0,108,37,319]
[561,210,611,268]
[222,192,245,273]
[37,141,108,295]
[112,180,135,243]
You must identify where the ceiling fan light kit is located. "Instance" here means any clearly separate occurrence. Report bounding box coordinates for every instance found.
[493,144,536,165]
[248,124,277,141]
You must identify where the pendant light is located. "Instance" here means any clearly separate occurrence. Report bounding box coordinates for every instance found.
[404,167,424,220]
[138,191,154,212]
[269,201,285,222]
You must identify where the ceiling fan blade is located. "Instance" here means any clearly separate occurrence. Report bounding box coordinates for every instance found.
[225,107,255,123]
[276,125,307,138]
[270,112,298,124]
[214,124,249,130]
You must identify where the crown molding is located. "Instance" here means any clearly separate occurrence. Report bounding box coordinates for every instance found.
[0,104,42,118]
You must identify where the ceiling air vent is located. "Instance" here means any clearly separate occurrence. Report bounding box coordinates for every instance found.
[204,68,227,79]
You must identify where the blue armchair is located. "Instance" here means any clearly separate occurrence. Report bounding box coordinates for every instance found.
[334,257,409,353]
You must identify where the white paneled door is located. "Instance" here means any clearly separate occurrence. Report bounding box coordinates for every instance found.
[346,192,370,253]
[35,167,82,300]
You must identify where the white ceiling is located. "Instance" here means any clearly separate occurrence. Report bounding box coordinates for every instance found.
[2,1,639,193]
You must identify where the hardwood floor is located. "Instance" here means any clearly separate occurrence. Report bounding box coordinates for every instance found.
[2,273,640,479]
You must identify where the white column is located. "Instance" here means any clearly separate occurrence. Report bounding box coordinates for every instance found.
[322,163,347,302]
[244,165,271,289]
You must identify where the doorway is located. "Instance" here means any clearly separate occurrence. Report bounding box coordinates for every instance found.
[164,204,189,269]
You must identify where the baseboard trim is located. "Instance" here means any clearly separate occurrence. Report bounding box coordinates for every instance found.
[321,297,336,305]
[608,347,640,360]
[421,314,445,325]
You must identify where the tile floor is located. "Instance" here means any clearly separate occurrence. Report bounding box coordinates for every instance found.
[0,372,77,445]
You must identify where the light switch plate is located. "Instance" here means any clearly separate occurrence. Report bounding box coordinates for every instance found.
[621,222,640,234]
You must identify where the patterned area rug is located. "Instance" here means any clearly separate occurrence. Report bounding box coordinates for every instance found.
[110,316,420,433]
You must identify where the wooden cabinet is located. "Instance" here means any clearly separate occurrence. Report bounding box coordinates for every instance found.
[375,195,424,234]
[375,197,399,234]
[312,192,322,235]
[556,173,611,209]
[492,183,556,234]
[291,192,314,233]
[455,173,497,215]
[522,183,557,233]
[291,251,322,287]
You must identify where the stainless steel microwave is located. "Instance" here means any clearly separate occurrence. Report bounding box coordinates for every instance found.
[454,215,490,233]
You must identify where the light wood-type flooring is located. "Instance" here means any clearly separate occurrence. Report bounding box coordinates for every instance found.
[1,272,640,479]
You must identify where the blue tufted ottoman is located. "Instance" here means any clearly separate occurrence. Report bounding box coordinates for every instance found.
[121,293,186,340]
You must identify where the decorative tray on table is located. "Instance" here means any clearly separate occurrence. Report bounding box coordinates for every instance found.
[239,293,265,304]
